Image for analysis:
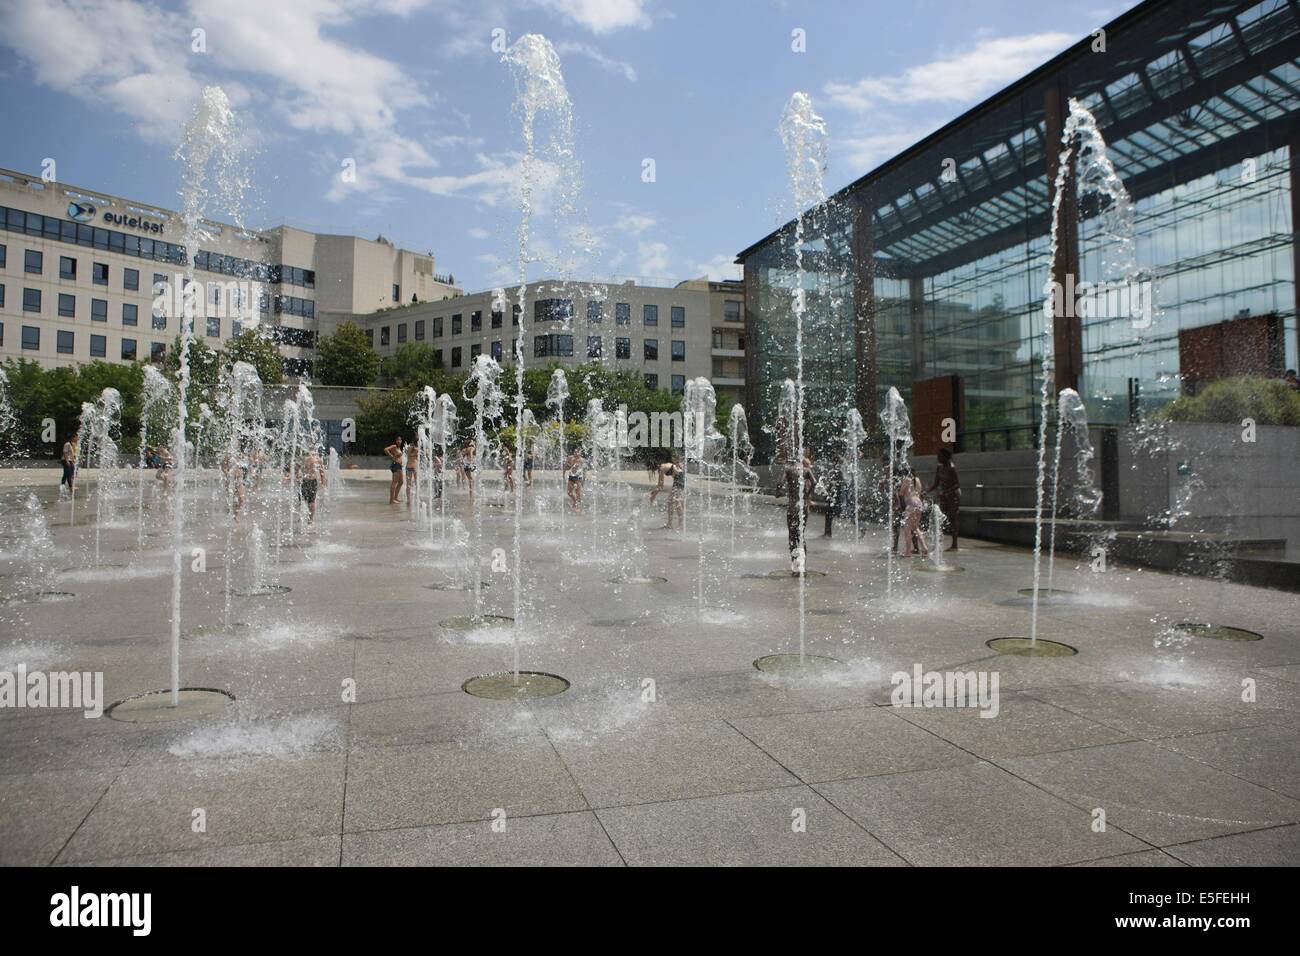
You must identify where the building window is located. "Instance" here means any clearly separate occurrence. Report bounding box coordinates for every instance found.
[586,335,602,358]
[452,346,462,367]
[89,334,106,358]
[380,326,390,346]
[432,349,443,368]
[415,319,425,340]
[587,299,603,323]
[615,336,630,359]
[392,283,400,302]
[534,298,573,323]
[121,338,137,361]
[0,244,5,268]
[672,340,685,362]
[471,310,482,331]
[151,342,166,362]
[365,329,374,347]
[725,300,742,323]
[122,303,138,326]
[643,304,658,326]
[24,249,42,274]
[491,308,503,329]
[533,334,574,358]
[643,338,658,361]
[57,329,74,354]
[22,325,39,350]
[433,317,443,337]
[491,340,502,361]
[615,302,630,325]
[471,343,482,360]
[58,293,76,318]
[124,267,139,291]
[671,375,685,395]
[512,304,520,326]
[452,314,462,335]
[397,323,407,343]
[232,320,243,337]
[93,262,108,285]
[207,316,220,338]
[92,299,107,322]
[152,310,167,331]
[0,284,4,308]
[22,288,40,313]
[59,255,76,280]
[671,306,685,328]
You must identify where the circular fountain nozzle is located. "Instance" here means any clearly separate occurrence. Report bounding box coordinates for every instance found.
[987,638,1078,657]
[106,688,234,722]
[462,672,570,700]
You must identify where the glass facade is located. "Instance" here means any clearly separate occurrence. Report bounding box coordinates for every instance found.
[739,0,1300,458]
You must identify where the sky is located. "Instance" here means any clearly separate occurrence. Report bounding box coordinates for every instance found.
[0,0,1142,293]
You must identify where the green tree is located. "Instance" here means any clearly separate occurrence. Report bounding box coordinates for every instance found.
[380,342,443,389]
[1155,375,1300,426]
[223,329,285,385]
[316,321,380,386]
[162,335,220,387]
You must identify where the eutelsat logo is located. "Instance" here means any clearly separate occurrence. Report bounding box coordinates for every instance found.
[67,201,96,223]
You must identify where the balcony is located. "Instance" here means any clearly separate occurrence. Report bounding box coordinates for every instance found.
[711,346,745,358]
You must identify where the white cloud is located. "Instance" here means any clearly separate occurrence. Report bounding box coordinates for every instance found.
[468,226,490,239]
[637,240,670,277]
[823,32,1073,111]
[532,0,651,34]
[0,0,201,141]
[614,212,656,236]
[556,41,637,81]
[690,254,741,282]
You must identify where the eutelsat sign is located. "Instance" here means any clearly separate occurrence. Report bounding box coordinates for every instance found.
[103,210,165,234]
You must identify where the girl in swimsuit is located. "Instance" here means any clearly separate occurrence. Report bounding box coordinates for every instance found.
[523,442,535,488]
[384,436,405,505]
[898,467,928,558]
[463,441,478,506]
[565,449,585,513]
[404,443,418,507]
[502,447,516,494]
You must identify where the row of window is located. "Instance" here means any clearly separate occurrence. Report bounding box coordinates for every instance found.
[371,327,688,365]
[536,299,688,327]
[0,211,315,286]
[643,374,687,394]
[10,246,136,289]
[0,321,164,361]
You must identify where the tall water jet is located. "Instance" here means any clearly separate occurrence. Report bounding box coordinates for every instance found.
[880,386,913,596]
[845,408,868,544]
[727,403,755,555]
[1030,99,1132,648]
[0,369,18,465]
[84,388,122,566]
[684,378,720,620]
[546,368,570,537]
[464,355,503,618]
[166,85,249,707]
[137,366,173,545]
[495,33,576,692]
[1046,388,1102,591]
[218,360,263,628]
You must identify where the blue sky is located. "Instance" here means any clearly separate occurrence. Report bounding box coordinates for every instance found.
[0,0,1140,292]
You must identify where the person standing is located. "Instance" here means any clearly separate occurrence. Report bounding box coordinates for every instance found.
[61,434,79,496]
[522,441,535,488]
[502,446,516,494]
[649,452,685,530]
[384,436,405,505]
[785,447,816,574]
[898,466,928,558]
[564,448,585,513]
[926,447,961,551]
[404,441,419,507]
[300,450,324,525]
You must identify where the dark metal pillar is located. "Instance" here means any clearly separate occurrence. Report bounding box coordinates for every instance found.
[1045,81,1083,394]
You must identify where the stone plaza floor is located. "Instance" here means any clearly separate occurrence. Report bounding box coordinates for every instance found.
[1,469,1298,867]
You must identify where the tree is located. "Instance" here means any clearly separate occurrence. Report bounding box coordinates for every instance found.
[316,321,380,386]
[223,329,284,385]
[1155,375,1300,426]
[380,342,442,389]
[162,335,219,387]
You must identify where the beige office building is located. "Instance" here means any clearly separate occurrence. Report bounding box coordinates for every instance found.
[358,276,747,404]
[0,167,461,374]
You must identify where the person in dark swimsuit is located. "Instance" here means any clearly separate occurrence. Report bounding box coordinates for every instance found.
[926,447,961,551]
[564,449,585,513]
[463,441,478,506]
[785,448,816,574]
[384,436,405,505]
[523,441,535,487]
[649,452,685,529]
[300,451,323,525]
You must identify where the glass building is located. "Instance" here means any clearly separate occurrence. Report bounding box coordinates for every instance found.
[737,0,1300,460]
